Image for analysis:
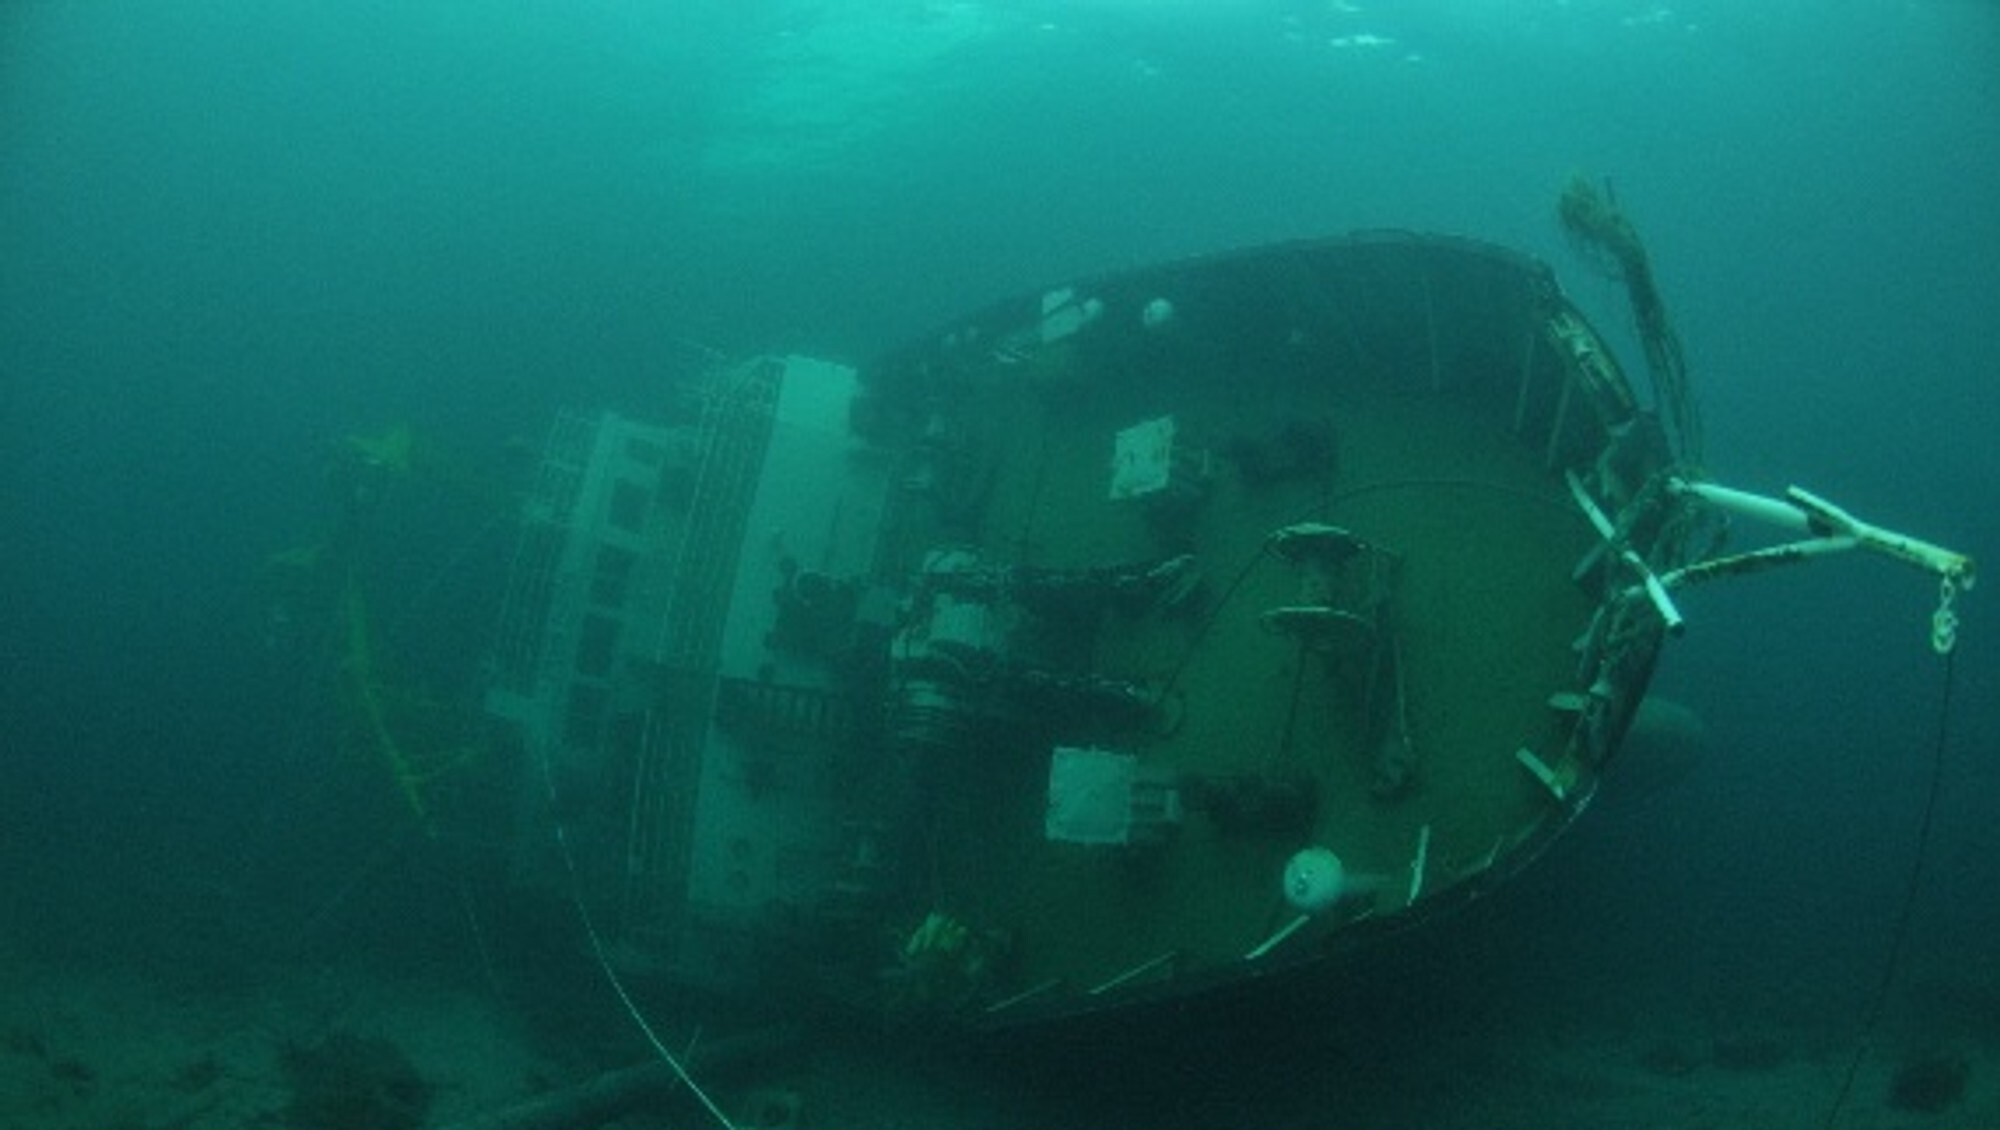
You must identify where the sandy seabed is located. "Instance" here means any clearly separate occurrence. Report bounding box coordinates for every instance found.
[2,944,1992,1130]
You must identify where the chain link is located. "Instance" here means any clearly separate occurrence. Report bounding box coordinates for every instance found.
[1931,575,1961,655]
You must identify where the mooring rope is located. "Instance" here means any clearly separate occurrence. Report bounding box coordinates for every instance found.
[1819,646,1958,1129]
[536,746,740,1130]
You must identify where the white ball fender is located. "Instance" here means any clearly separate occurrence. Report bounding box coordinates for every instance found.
[1283,846,1346,914]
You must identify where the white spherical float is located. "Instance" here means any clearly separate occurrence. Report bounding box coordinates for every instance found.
[1282,846,1348,914]
[1282,846,1395,915]
[1141,296,1175,331]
